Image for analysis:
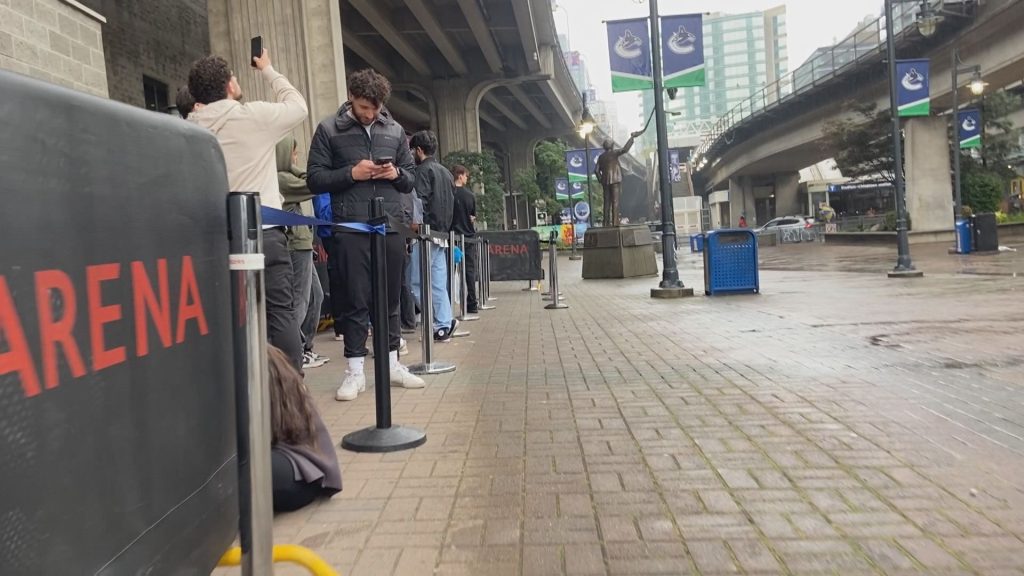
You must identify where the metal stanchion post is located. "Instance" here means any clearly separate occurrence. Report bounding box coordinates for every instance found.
[477,238,495,310]
[458,234,479,321]
[541,234,562,301]
[448,230,470,337]
[341,198,427,453]
[545,230,568,310]
[227,192,273,576]
[484,239,496,302]
[408,224,456,375]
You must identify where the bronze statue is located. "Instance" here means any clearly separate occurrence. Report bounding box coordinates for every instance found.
[595,130,643,227]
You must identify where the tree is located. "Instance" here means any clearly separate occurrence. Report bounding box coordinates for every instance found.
[973,90,1022,180]
[534,140,568,202]
[821,101,896,184]
[513,167,546,214]
[962,169,1003,213]
[442,150,505,228]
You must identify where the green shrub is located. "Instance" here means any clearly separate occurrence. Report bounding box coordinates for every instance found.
[962,170,1004,214]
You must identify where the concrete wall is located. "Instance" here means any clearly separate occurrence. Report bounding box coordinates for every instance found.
[775,171,801,217]
[76,0,208,109]
[207,0,347,161]
[1,0,108,97]
[905,116,953,232]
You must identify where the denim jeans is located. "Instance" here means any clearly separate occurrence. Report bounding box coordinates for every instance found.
[408,241,453,332]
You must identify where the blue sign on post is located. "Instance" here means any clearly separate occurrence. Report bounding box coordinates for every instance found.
[607,18,653,93]
[661,14,705,88]
[958,108,982,149]
[555,178,569,200]
[565,149,602,184]
[574,201,591,223]
[896,59,930,117]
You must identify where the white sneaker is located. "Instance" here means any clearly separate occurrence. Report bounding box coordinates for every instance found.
[303,351,328,369]
[335,371,364,401]
[390,364,426,389]
[333,334,344,342]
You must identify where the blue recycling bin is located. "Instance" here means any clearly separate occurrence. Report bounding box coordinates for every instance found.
[703,229,759,295]
[955,218,973,254]
[689,233,704,253]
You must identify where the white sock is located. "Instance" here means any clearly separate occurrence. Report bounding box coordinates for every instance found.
[389,350,399,370]
[348,357,365,374]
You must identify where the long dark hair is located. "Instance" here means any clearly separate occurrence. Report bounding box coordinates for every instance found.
[267,346,316,446]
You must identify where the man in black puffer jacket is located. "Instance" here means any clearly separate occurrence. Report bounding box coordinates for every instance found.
[307,69,426,401]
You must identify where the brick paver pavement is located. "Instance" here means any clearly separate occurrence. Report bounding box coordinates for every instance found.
[231,244,1024,575]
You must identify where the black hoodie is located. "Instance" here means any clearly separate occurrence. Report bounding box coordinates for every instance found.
[306,102,415,230]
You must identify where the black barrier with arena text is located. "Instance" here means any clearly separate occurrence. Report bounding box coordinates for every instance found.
[476,230,543,281]
[0,71,237,575]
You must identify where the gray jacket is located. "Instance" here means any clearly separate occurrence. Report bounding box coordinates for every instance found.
[306,103,415,230]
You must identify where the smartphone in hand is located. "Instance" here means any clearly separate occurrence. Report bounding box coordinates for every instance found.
[250,36,263,67]
[374,156,394,166]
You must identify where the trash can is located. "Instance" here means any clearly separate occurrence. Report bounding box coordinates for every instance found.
[954,218,972,254]
[703,229,759,296]
[972,213,999,252]
[689,233,704,253]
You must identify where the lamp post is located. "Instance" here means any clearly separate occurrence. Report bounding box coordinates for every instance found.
[883,0,940,278]
[951,48,986,221]
[648,0,686,293]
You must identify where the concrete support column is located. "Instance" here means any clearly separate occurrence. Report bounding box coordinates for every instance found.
[432,79,489,157]
[774,171,801,217]
[905,116,954,232]
[505,129,538,178]
[207,0,347,159]
[729,176,752,227]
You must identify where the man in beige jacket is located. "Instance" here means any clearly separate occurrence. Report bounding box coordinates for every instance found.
[188,49,308,369]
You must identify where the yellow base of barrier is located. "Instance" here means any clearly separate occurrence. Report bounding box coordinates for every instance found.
[218,545,339,576]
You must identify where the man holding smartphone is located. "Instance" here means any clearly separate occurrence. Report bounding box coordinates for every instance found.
[307,69,426,401]
[188,47,308,370]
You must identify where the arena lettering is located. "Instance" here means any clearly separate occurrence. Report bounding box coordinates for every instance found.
[490,243,528,256]
[0,255,209,398]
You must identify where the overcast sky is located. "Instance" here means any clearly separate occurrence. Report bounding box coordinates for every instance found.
[553,0,883,129]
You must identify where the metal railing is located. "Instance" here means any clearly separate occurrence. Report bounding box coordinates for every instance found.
[693,2,927,170]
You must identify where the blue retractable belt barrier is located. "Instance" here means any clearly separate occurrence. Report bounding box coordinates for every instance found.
[260,206,386,235]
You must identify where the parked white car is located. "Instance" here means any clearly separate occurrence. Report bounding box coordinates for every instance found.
[755,216,816,234]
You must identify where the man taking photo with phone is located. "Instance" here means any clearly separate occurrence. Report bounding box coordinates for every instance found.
[187,47,308,370]
[307,69,426,402]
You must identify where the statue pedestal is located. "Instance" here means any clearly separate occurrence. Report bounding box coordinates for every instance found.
[582,225,658,279]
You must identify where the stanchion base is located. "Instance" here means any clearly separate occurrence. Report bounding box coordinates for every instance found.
[453,330,471,338]
[541,292,563,301]
[407,361,456,375]
[478,304,496,310]
[459,314,480,321]
[341,425,427,453]
[568,255,582,261]
[650,287,696,299]
[487,297,497,301]
[888,269,924,278]
[544,302,569,310]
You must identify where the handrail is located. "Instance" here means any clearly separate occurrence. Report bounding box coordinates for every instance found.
[692,1,926,171]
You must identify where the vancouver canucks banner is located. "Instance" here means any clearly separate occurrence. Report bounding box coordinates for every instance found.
[565,149,604,184]
[896,59,930,117]
[607,18,653,93]
[661,14,705,88]
[555,178,584,201]
[958,109,982,149]
[570,181,585,199]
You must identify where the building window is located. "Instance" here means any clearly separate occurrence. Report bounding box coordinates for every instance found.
[143,75,169,113]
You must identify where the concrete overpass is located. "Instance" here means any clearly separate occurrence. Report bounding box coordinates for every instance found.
[206,0,647,228]
[691,0,1024,231]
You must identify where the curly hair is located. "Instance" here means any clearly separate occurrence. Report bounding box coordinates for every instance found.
[188,56,232,105]
[175,85,195,118]
[348,69,391,107]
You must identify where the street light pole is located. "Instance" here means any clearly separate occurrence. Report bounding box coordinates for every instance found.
[952,49,963,221]
[884,0,918,276]
[649,0,684,290]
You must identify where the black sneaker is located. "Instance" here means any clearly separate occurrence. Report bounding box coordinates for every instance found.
[449,318,459,335]
[433,327,452,343]
[467,306,479,314]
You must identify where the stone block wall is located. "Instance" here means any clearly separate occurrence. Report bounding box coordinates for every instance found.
[0,0,108,97]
